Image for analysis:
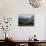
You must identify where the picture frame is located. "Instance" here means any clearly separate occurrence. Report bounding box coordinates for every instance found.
[18,14,34,26]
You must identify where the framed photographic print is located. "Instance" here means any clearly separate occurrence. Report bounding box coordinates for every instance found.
[18,14,34,26]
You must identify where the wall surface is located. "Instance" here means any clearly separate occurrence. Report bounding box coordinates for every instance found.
[0,0,46,40]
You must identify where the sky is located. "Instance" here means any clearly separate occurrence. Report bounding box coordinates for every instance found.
[19,14,34,18]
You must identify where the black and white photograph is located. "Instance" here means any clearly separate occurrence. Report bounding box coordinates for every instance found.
[18,14,34,26]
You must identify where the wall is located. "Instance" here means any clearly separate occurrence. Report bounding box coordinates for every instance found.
[44,15,46,40]
[0,0,46,40]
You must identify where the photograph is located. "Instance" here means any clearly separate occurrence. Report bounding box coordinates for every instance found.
[18,14,34,26]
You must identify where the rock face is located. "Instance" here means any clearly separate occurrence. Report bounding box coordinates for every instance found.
[29,0,42,8]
